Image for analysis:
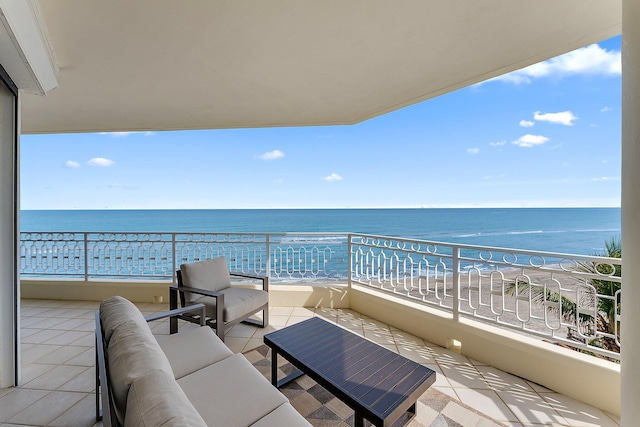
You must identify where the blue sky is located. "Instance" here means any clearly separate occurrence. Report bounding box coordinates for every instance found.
[21,36,621,210]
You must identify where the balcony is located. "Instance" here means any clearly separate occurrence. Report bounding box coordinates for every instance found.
[7,231,622,426]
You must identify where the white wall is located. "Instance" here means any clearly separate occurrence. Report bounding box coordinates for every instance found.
[621,1,640,424]
[0,81,17,388]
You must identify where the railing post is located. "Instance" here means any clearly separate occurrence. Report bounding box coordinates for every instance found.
[171,233,177,281]
[84,233,89,282]
[452,246,460,322]
[265,234,272,282]
[347,234,352,289]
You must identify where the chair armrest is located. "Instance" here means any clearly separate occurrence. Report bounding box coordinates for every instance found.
[169,285,223,299]
[145,303,206,325]
[230,272,269,291]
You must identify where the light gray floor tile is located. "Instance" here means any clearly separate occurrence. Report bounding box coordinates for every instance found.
[0,388,49,422]
[49,393,97,427]
[22,365,89,391]
[8,390,85,425]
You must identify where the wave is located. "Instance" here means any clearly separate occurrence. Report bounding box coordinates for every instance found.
[453,228,619,239]
[507,230,543,235]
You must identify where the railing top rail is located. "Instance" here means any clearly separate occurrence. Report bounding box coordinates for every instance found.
[349,233,622,264]
[21,231,351,237]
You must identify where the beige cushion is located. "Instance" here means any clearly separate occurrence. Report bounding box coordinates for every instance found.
[178,354,288,427]
[108,321,174,424]
[180,257,232,299]
[250,403,312,427]
[155,326,233,379]
[124,369,207,427]
[99,296,148,344]
[194,287,268,322]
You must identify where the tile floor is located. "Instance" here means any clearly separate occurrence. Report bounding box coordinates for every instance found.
[0,299,621,427]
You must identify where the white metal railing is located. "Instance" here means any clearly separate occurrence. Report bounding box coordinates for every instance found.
[350,233,622,361]
[20,231,622,360]
[19,232,348,281]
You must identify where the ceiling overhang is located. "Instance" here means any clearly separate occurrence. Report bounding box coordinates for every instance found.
[15,1,621,134]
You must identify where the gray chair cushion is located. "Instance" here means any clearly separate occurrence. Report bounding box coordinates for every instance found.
[177,354,288,427]
[180,257,232,299]
[193,287,268,321]
[107,321,174,424]
[124,369,207,427]
[155,326,234,379]
[99,295,149,344]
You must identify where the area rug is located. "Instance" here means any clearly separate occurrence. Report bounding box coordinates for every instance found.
[244,345,506,427]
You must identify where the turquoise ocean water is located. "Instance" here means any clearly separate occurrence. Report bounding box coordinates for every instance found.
[20,208,620,256]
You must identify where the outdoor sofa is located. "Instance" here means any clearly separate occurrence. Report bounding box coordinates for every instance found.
[95,295,311,427]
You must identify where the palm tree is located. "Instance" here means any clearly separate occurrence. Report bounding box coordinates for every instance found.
[505,237,621,355]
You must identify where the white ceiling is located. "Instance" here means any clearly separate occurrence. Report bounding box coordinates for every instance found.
[19,1,621,134]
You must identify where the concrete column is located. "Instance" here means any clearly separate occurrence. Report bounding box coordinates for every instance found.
[0,82,17,388]
[621,2,640,425]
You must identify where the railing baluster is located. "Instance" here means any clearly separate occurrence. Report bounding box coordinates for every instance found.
[453,246,460,322]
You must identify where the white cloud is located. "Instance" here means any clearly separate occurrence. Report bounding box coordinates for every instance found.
[489,141,506,146]
[533,111,578,126]
[88,157,115,167]
[322,173,343,182]
[591,176,620,182]
[489,44,620,84]
[99,132,133,137]
[98,131,156,137]
[601,106,612,112]
[466,148,480,154]
[257,150,285,161]
[512,134,549,148]
[65,160,80,168]
[519,120,535,127]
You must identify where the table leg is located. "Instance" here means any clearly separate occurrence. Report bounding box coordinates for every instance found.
[271,350,278,387]
[269,347,305,388]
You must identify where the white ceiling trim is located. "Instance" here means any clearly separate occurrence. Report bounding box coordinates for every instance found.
[0,0,58,94]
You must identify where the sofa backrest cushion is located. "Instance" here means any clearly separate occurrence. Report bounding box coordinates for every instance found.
[107,320,174,424]
[124,369,207,427]
[100,296,149,344]
[180,257,232,296]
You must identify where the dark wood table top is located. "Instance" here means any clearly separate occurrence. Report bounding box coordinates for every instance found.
[264,317,436,425]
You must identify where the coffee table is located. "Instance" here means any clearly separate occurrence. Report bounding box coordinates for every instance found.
[264,317,436,427]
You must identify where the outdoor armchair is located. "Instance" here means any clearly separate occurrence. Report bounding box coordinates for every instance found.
[169,256,269,341]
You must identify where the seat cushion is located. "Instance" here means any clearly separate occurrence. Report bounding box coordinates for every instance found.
[108,321,174,424]
[99,295,149,344]
[194,287,268,322]
[155,326,233,379]
[250,403,312,427]
[124,369,207,427]
[177,354,288,427]
[180,257,231,297]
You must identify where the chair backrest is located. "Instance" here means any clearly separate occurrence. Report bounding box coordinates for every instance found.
[179,257,232,297]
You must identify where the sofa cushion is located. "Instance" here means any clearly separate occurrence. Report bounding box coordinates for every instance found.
[100,295,149,344]
[155,326,233,379]
[124,369,207,427]
[108,321,174,424]
[178,354,288,427]
[180,257,231,297]
[250,403,312,427]
[194,287,268,321]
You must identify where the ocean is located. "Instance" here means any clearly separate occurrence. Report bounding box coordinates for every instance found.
[20,208,621,256]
